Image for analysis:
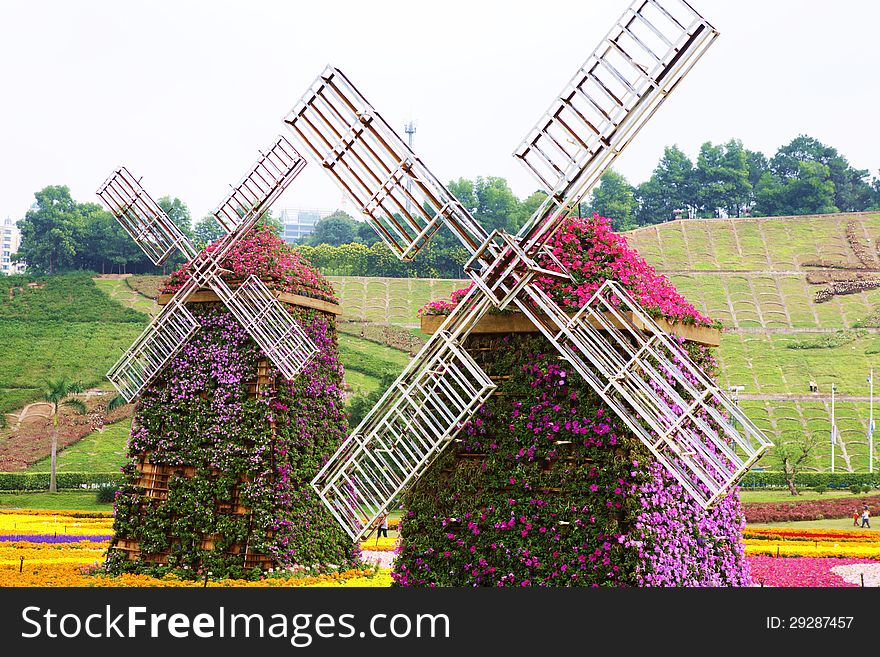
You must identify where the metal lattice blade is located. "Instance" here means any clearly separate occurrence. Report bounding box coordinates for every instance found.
[312,290,495,541]
[97,167,198,265]
[514,0,718,250]
[211,135,307,234]
[107,301,200,402]
[208,276,318,380]
[515,280,771,508]
[284,66,488,259]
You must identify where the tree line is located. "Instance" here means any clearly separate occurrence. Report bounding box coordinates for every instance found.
[11,134,880,277]
[12,186,279,275]
[593,134,880,229]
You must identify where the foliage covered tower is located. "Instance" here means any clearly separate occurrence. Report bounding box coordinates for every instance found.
[106,227,357,579]
[396,215,751,587]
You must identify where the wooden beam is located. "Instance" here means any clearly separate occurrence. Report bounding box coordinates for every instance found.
[420,310,721,347]
[158,288,342,316]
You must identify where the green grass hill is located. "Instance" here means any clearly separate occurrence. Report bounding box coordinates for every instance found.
[626,212,880,472]
[0,273,147,416]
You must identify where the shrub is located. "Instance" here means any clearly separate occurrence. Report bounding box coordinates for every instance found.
[0,472,122,491]
[850,484,863,495]
[95,484,118,504]
[813,484,827,495]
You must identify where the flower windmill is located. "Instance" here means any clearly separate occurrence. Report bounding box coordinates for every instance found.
[97,136,317,402]
[289,0,772,541]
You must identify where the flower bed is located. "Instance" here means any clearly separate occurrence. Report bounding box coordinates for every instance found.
[743,494,880,523]
[744,540,880,559]
[742,527,880,559]
[746,556,875,587]
[744,527,879,542]
[0,538,389,587]
[359,536,398,552]
[0,511,113,536]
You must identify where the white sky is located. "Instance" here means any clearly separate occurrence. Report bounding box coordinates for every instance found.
[1,0,878,222]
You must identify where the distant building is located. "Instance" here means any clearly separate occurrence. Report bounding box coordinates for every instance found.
[279,209,330,244]
[1,217,24,275]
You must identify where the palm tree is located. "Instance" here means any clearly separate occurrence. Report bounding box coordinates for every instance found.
[41,378,86,493]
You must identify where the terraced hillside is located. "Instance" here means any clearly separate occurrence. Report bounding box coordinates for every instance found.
[0,273,147,417]
[626,212,880,472]
[329,276,467,326]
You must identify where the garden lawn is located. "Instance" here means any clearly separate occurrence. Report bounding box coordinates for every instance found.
[0,322,145,414]
[717,332,880,396]
[344,369,381,397]
[26,418,131,473]
[337,334,411,379]
[0,492,113,512]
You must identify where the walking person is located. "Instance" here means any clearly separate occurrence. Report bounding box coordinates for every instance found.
[377,511,389,539]
[861,505,871,529]
[853,507,861,527]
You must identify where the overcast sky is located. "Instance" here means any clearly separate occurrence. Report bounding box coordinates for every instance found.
[1,0,878,223]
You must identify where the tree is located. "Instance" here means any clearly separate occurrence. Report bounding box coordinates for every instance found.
[308,211,358,246]
[775,434,822,496]
[14,186,80,273]
[694,139,751,217]
[636,145,695,224]
[771,135,871,212]
[193,215,226,250]
[357,220,382,245]
[157,196,193,240]
[40,378,86,493]
[448,176,522,233]
[871,172,880,210]
[510,190,548,229]
[785,161,838,215]
[257,209,283,237]
[745,149,769,190]
[587,169,637,229]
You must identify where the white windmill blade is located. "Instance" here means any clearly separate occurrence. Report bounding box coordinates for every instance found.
[509,279,771,508]
[312,287,496,541]
[103,136,314,401]
[513,0,718,250]
[97,166,198,266]
[210,135,305,234]
[210,275,318,381]
[284,66,489,259]
[107,298,200,402]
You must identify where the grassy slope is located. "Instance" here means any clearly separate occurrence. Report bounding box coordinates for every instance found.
[626,214,880,330]
[625,213,880,471]
[26,418,131,473]
[0,273,147,415]
[330,276,467,325]
[93,278,159,316]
